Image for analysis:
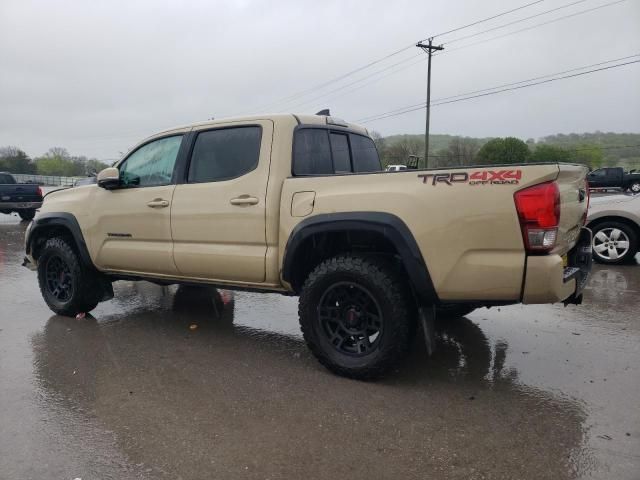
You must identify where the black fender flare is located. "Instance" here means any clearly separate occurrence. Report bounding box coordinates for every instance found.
[282,212,438,304]
[27,212,95,268]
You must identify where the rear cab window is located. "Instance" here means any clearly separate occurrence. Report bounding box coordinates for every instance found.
[293,127,381,176]
[0,173,16,184]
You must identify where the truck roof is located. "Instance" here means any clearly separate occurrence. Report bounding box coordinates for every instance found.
[144,113,369,144]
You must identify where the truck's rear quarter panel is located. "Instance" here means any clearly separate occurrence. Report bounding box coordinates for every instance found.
[280,164,564,302]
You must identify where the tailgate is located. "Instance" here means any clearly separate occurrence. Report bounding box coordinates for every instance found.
[0,185,41,202]
[554,164,589,255]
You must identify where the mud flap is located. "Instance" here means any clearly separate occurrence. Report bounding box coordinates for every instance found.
[418,305,437,356]
[99,278,114,302]
[563,227,592,306]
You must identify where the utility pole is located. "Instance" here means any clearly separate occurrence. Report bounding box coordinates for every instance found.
[416,38,444,168]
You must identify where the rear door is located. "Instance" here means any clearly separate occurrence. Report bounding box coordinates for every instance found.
[170,120,273,283]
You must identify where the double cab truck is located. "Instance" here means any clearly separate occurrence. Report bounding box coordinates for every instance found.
[0,172,43,220]
[24,114,592,378]
[587,166,640,193]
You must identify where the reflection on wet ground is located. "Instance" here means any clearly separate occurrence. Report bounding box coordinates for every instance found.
[1,215,639,479]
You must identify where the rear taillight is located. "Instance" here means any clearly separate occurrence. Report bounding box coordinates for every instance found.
[514,181,560,253]
[36,186,43,197]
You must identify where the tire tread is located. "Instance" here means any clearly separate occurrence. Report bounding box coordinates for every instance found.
[298,255,412,379]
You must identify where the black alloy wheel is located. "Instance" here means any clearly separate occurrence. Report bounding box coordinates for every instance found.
[299,255,413,379]
[44,255,74,302]
[318,281,384,356]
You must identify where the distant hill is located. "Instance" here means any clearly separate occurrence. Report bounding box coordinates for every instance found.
[537,132,640,166]
[378,131,640,169]
[382,133,492,153]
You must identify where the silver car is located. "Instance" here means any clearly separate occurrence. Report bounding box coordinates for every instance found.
[587,193,640,264]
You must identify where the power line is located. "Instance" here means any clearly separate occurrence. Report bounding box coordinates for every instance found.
[356,54,640,122]
[236,0,546,114]
[438,0,627,57]
[276,0,625,115]
[282,53,423,111]
[427,0,545,39]
[357,59,640,123]
[444,0,587,45]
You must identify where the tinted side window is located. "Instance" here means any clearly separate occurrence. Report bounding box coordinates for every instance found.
[590,169,606,177]
[120,135,182,187]
[330,133,351,173]
[351,135,381,172]
[188,127,262,183]
[293,129,332,175]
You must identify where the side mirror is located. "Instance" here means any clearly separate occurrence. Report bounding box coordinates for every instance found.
[97,167,120,190]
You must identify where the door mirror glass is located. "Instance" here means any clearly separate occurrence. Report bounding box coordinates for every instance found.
[97,167,120,190]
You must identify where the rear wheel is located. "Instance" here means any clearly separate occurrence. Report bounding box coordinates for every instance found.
[591,221,638,265]
[19,209,36,221]
[37,237,103,316]
[299,255,413,379]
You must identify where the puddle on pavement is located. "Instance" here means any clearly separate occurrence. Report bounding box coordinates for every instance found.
[1,216,638,479]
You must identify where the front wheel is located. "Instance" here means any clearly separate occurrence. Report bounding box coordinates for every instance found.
[37,237,103,316]
[19,209,36,221]
[628,182,640,194]
[591,221,638,265]
[299,255,413,379]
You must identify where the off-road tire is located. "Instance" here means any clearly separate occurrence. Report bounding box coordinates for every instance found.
[591,221,638,265]
[436,304,477,319]
[19,209,36,221]
[299,255,413,380]
[37,237,102,316]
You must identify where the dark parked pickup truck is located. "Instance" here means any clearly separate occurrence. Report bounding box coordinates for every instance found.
[0,172,43,220]
[587,167,640,193]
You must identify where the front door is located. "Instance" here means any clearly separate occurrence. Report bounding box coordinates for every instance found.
[91,134,185,275]
[170,120,272,283]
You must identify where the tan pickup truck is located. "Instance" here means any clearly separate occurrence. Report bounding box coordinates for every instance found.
[24,113,592,378]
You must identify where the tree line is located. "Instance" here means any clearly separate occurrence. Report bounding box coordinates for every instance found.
[0,146,109,177]
[373,131,640,170]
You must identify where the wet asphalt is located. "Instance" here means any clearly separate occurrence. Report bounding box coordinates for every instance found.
[0,212,638,480]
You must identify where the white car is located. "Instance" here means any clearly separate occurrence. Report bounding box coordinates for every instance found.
[587,193,640,264]
[385,164,408,172]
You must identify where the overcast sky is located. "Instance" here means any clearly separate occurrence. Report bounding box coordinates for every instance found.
[1,0,639,160]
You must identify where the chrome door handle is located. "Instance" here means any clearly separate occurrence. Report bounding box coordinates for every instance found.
[147,198,170,208]
[230,195,259,206]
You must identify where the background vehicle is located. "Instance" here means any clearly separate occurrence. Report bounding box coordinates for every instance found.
[24,113,591,378]
[0,171,43,221]
[587,167,640,193]
[73,176,97,187]
[587,193,640,264]
[386,164,408,172]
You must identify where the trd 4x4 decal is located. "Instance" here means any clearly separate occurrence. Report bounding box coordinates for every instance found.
[418,169,522,186]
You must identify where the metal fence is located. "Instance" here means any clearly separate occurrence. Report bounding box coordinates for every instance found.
[12,174,83,186]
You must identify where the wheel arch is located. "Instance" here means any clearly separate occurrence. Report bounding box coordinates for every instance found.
[587,215,640,238]
[282,212,438,304]
[27,212,95,268]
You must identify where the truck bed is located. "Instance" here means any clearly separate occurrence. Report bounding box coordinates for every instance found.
[280,163,589,303]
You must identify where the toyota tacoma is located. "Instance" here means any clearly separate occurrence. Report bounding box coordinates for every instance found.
[24,113,592,378]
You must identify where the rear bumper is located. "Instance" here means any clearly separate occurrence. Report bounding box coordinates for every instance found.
[0,201,42,210]
[522,227,592,305]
